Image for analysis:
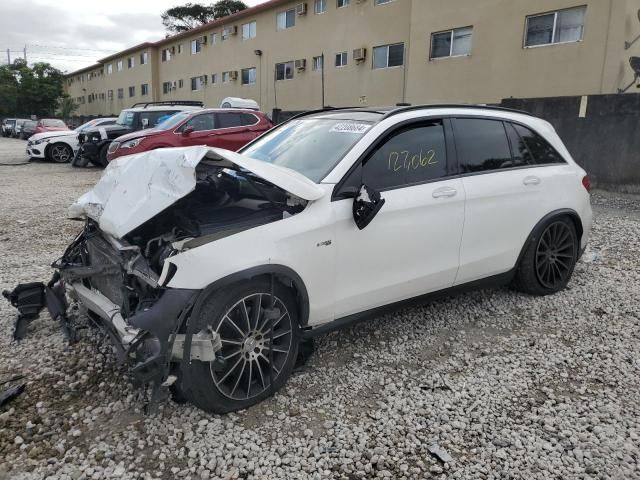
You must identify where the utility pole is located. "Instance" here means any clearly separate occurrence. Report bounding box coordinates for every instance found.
[23,45,27,64]
[6,49,10,65]
[321,52,325,108]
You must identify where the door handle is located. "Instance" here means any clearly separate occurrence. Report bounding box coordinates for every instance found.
[523,176,541,186]
[432,187,457,199]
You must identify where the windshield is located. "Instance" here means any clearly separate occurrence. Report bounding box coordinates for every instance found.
[241,118,371,182]
[116,110,136,127]
[75,119,98,132]
[155,111,188,130]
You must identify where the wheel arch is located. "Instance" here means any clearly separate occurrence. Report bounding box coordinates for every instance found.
[45,141,73,160]
[190,264,310,328]
[515,208,583,270]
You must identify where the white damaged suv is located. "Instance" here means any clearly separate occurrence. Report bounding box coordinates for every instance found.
[6,105,592,413]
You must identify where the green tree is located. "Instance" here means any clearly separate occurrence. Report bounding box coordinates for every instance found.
[0,59,65,117]
[57,96,79,122]
[161,1,248,33]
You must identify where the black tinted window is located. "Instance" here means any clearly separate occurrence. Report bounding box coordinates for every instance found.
[140,111,174,127]
[362,121,447,190]
[513,124,566,165]
[455,119,512,173]
[240,113,258,126]
[217,113,243,129]
[504,123,529,168]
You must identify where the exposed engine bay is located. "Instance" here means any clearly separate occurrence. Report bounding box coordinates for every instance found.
[3,151,310,410]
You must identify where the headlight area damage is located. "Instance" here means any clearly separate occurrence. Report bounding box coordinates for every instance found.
[3,146,322,410]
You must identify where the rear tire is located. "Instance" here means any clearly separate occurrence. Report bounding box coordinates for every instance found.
[183,279,299,414]
[512,217,578,296]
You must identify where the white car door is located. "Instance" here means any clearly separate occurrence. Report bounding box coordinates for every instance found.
[330,119,466,318]
[453,117,572,285]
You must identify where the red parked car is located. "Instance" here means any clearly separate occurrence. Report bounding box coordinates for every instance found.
[106,108,272,162]
[34,119,70,135]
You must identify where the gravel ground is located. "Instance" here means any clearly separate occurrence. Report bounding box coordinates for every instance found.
[1,146,639,479]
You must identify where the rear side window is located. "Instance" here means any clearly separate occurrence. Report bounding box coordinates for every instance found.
[511,123,566,165]
[217,113,243,129]
[362,120,447,190]
[454,118,512,173]
[240,113,259,126]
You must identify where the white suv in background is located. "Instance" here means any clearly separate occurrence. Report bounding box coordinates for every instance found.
[26,118,116,163]
[37,105,592,413]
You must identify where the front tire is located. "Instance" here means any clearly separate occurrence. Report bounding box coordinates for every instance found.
[89,144,109,167]
[513,217,578,296]
[47,143,73,163]
[183,279,299,413]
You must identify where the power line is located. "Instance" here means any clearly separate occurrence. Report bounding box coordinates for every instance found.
[27,44,117,53]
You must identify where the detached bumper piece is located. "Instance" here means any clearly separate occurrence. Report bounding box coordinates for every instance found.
[2,273,73,342]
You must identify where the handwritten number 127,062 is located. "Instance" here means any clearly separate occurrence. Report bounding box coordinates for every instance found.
[388,150,437,173]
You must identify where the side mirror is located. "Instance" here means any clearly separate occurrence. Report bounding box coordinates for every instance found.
[141,118,149,128]
[353,184,385,230]
[182,126,194,136]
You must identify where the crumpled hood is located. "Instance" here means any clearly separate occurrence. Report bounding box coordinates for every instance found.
[68,145,325,239]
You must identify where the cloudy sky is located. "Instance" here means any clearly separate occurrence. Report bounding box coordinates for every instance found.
[0,0,267,73]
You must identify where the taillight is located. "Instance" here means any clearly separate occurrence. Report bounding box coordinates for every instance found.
[582,175,591,193]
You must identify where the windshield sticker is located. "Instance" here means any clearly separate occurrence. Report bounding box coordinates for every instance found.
[329,123,371,134]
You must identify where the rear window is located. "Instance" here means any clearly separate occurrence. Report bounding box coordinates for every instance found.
[454,118,512,173]
[43,119,66,128]
[511,123,566,165]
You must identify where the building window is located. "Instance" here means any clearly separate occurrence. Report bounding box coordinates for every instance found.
[141,84,149,96]
[210,33,217,44]
[211,73,218,84]
[525,6,586,47]
[241,67,257,85]
[162,48,172,62]
[191,76,203,91]
[312,55,324,71]
[275,61,294,80]
[129,86,135,97]
[314,0,326,14]
[178,79,184,88]
[108,90,113,99]
[162,82,171,94]
[277,9,296,30]
[191,38,202,54]
[242,21,257,40]
[128,57,135,69]
[431,26,473,59]
[337,0,350,8]
[140,52,148,65]
[106,64,113,74]
[117,88,124,99]
[178,44,183,54]
[335,51,348,67]
[373,43,404,69]
[117,60,123,72]
[374,0,394,4]
[223,71,230,83]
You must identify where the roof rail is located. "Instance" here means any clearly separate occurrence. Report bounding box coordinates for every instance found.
[382,103,533,119]
[285,106,361,122]
[130,100,205,109]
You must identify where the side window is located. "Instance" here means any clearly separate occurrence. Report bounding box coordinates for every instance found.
[504,123,529,168]
[454,118,512,173]
[217,113,243,129]
[240,113,259,126]
[512,123,566,165]
[184,113,216,132]
[140,111,173,127]
[362,121,447,191]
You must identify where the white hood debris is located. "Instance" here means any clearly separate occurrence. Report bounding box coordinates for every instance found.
[69,145,324,239]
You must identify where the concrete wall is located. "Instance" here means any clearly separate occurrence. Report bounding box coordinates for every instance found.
[502,94,640,192]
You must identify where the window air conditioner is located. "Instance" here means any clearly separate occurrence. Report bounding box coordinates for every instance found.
[296,3,308,15]
[229,71,238,80]
[353,48,367,62]
[295,59,307,70]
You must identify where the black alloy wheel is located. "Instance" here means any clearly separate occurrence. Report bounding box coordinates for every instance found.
[534,221,577,290]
